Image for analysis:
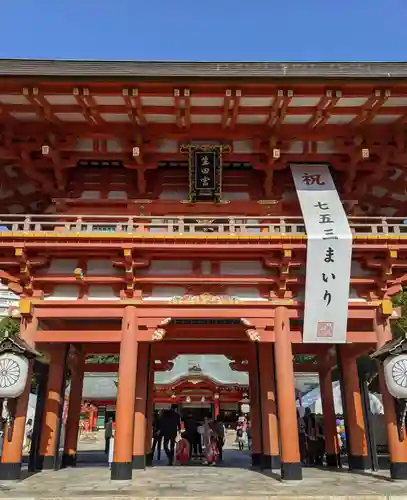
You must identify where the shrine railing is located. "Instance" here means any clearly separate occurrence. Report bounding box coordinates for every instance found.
[0,214,406,237]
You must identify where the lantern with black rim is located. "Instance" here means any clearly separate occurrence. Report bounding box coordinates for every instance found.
[371,335,407,441]
[0,331,41,440]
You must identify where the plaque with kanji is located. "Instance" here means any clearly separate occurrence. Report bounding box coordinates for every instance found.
[194,151,216,193]
[180,144,230,203]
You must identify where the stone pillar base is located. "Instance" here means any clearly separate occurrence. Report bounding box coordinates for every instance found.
[348,454,370,471]
[326,453,341,468]
[281,461,302,480]
[132,454,145,469]
[251,452,261,466]
[0,462,21,480]
[36,455,55,470]
[62,453,77,468]
[145,452,153,466]
[111,461,132,480]
[261,454,280,470]
[390,462,407,480]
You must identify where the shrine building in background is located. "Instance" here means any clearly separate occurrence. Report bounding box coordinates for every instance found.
[0,60,407,481]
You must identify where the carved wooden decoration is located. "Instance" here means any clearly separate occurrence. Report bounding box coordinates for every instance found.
[171,293,239,304]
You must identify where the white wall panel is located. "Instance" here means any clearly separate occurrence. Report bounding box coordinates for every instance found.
[87,285,119,300]
[201,261,212,275]
[220,260,265,275]
[159,189,188,200]
[44,285,79,300]
[87,259,120,275]
[144,286,187,300]
[107,190,127,199]
[225,287,266,301]
[349,287,366,302]
[46,259,79,274]
[351,261,375,276]
[80,190,101,199]
[144,260,193,275]
[223,192,250,201]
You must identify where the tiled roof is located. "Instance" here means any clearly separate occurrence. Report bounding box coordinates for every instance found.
[78,356,320,400]
[370,335,407,360]
[1,59,407,79]
[155,355,248,385]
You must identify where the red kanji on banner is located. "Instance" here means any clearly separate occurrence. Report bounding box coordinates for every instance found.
[317,321,334,338]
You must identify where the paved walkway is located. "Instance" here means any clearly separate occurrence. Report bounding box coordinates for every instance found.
[1,446,407,499]
[1,436,404,498]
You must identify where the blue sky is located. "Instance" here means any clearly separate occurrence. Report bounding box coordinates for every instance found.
[2,0,406,61]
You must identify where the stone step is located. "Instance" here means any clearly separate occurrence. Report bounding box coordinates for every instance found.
[0,496,406,500]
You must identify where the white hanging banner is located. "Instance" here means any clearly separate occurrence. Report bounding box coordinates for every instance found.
[291,164,352,343]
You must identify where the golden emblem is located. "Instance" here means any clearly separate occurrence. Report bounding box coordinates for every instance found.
[171,293,239,304]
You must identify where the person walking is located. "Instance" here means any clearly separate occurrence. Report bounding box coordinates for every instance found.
[104,417,113,454]
[236,424,244,451]
[160,404,181,465]
[202,417,214,465]
[212,417,225,462]
[297,409,307,464]
[183,413,199,459]
[246,420,252,450]
[151,410,163,461]
[24,418,33,452]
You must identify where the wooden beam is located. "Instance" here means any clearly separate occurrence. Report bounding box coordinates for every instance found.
[85,363,119,372]
[34,330,121,342]
[23,88,61,125]
[293,363,320,373]
[34,306,124,319]
[307,90,341,128]
[152,341,253,356]
[73,87,103,126]
[122,88,146,126]
[1,121,405,143]
[351,89,390,126]
[20,150,55,193]
[267,89,293,128]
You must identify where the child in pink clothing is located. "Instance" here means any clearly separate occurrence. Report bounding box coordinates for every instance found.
[175,435,190,465]
[205,436,219,465]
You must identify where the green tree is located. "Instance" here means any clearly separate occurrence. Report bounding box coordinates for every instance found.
[391,289,407,338]
[0,317,20,338]
[86,355,119,364]
[294,355,316,364]
[357,289,407,392]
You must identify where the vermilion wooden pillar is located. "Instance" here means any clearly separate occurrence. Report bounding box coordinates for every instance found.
[274,306,302,480]
[145,366,154,466]
[319,367,340,467]
[132,343,149,469]
[214,398,220,418]
[111,305,139,480]
[88,409,94,432]
[375,312,407,479]
[62,351,85,467]
[258,343,280,469]
[38,344,67,470]
[248,359,261,466]
[0,315,38,480]
[338,345,369,470]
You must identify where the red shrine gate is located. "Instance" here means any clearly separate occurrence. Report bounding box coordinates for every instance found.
[0,59,406,482]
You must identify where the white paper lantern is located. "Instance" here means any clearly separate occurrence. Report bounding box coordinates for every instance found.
[383,354,407,399]
[0,353,29,398]
[241,403,250,414]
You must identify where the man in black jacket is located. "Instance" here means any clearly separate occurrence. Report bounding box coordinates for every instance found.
[160,404,181,465]
[151,410,163,460]
[104,417,113,454]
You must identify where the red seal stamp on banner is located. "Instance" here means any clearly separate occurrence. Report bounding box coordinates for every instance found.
[317,321,334,338]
